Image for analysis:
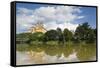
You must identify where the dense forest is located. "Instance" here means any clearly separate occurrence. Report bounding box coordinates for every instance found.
[16,22,96,45]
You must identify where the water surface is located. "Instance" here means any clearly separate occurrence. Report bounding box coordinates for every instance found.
[16,43,96,65]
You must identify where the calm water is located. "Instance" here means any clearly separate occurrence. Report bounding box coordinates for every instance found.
[16,43,96,65]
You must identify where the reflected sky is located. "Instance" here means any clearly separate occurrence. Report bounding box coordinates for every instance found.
[16,43,96,65]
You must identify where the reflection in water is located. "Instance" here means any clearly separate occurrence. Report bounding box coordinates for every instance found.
[76,44,96,61]
[16,43,96,65]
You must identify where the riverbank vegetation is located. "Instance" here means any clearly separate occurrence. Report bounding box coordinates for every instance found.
[16,22,96,61]
[16,22,96,45]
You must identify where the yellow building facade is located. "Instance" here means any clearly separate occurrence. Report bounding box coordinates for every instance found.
[29,22,46,33]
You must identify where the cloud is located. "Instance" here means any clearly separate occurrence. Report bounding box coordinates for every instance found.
[44,21,78,32]
[17,8,33,15]
[77,16,85,19]
[16,6,84,33]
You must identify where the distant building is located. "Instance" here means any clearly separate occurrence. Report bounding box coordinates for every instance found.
[28,22,46,33]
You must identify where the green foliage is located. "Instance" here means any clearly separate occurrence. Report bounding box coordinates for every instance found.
[63,28,73,41]
[16,22,96,44]
[16,33,31,43]
[74,22,90,41]
[56,28,64,43]
[74,22,96,43]
[29,32,44,41]
[44,30,59,41]
[16,33,31,39]
[86,29,96,43]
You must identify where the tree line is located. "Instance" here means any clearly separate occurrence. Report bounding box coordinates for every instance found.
[16,22,96,44]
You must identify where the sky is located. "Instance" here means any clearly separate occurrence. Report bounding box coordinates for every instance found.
[16,3,97,33]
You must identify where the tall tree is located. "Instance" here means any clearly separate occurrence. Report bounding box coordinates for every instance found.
[56,28,63,43]
[63,28,73,42]
[74,22,96,43]
[86,29,96,43]
[44,30,59,41]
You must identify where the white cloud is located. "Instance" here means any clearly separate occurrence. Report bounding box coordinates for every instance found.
[16,6,84,33]
[17,8,33,15]
[45,21,78,32]
[77,16,85,19]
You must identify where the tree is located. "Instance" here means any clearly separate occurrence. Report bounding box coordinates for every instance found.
[74,22,90,41]
[16,33,31,43]
[86,29,96,43]
[29,32,44,41]
[44,30,59,41]
[74,22,96,43]
[63,28,73,42]
[16,33,31,39]
[93,28,97,40]
[56,28,63,43]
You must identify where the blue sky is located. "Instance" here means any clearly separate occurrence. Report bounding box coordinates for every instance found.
[16,3,97,33]
[74,7,96,28]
